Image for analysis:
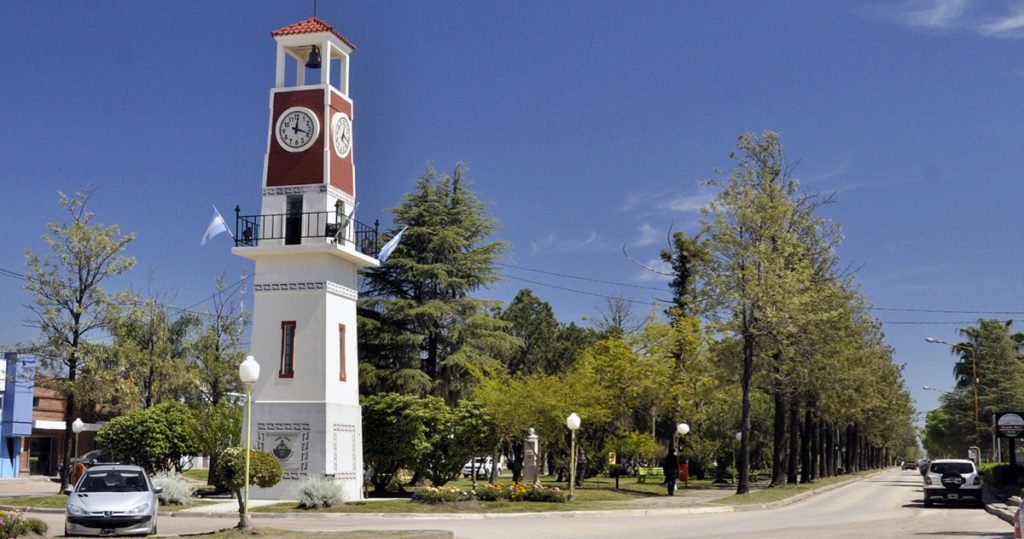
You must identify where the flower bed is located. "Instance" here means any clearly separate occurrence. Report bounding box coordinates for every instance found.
[414,483,567,504]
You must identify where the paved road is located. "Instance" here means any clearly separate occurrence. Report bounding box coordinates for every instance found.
[21,468,1015,538]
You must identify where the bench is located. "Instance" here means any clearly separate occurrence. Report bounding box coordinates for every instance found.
[636,467,664,483]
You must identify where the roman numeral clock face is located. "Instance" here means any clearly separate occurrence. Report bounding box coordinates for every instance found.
[275,107,320,152]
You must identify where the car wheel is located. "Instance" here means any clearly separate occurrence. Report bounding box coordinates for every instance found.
[924,497,933,507]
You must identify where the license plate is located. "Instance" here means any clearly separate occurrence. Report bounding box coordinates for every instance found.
[947,494,959,499]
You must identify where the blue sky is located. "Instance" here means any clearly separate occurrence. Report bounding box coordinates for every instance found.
[1,1,1021,422]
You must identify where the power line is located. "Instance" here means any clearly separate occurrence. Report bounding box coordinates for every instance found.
[497,262,666,292]
[870,307,1024,315]
[499,273,661,307]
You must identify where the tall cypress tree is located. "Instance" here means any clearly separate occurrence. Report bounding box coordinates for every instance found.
[359,163,517,404]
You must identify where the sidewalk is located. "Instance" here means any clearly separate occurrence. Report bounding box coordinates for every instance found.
[0,475,63,497]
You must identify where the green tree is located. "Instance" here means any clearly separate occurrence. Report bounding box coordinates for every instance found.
[500,288,560,375]
[417,399,498,486]
[110,292,198,408]
[359,163,517,403]
[361,393,431,494]
[187,402,242,487]
[23,190,135,490]
[188,276,248,406]
[701,132,819,494]
[96,401,199,473]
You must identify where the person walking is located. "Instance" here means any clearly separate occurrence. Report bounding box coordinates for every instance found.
[662,452,681,495]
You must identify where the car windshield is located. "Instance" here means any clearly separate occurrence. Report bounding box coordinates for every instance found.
[78,471,149,493]
[930,462,974,475]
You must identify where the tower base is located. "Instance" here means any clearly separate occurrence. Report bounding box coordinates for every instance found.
[245,401,364,501]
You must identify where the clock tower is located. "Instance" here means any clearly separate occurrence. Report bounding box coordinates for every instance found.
[231,17,378,500]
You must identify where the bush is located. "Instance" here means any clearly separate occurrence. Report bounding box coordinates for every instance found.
[151,471,196,505]
[412,486,472,504]
[296,476,345,509]
[523,485,568,503]
[469,483,567,503]
[216,446,284,492]
[0,509,49,537]
[979,462,1019,488]
[96,402,199,473]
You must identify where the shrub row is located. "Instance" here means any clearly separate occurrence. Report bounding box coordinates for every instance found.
[413,483,567,504]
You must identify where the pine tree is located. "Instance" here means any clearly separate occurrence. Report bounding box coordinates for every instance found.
[359,163,517,404]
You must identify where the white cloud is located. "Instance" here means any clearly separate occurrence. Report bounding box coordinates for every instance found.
[530,230,609,254]
[902,0,969,28]
[874,0,1024,39]
[633,223,661,247]
[658,192,715,213]
[801,158,851,184]
[978,5,1024,38]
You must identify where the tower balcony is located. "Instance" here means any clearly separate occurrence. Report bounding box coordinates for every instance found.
[233,205,379,258]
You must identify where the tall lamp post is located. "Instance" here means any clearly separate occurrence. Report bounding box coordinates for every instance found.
[677,423,690,489]
[566,413,581,501]
[926,337,979,444]
[238,355,260,530]
[71,418,84,484]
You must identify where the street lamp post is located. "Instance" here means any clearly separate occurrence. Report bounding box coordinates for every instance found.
[926,337,980,445]
[72,418,84,457]
[677,423,690,489]
[566,413,581,501]
[238,355,260,530]
[71,418,84,484]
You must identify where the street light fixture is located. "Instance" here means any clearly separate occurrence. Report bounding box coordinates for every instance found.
[71,418,85,483]
[925,337,980,445]
[238,355,260,530]
[566,413,581,501]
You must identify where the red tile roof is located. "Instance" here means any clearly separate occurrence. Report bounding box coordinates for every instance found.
[271,18,356,50]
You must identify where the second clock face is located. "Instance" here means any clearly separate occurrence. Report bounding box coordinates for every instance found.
[275,107,320,152]
[332,112,353,158]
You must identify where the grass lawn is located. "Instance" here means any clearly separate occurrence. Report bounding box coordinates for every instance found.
[183,468,210,483]
[253,474,730,514]
[0,495,217,513]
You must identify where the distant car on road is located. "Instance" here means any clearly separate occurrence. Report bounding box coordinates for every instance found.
[901,461,918,470]
[922,458,983,508]
[64,464,162,536]
[462,457,503,478]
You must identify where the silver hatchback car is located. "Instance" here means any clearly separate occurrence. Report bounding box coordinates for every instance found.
[64,464,161,536]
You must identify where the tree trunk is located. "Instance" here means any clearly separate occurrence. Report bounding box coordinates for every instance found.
[800,405,811,484]
[770,390,786,487]
[736,332,754,495]
[786,396,799,485]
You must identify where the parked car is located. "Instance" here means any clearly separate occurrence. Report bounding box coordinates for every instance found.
[64,464,162,536]
[462,457,503,478]
[901,461,918,470]
[922,458,983,508]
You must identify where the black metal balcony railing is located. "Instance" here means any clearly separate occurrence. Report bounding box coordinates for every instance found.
[233,205,379,258]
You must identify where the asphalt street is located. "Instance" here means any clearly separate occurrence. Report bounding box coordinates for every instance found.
[8,468,1016,538]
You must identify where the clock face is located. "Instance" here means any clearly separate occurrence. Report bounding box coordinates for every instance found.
[331,112,353,158]
[275,107,320,152]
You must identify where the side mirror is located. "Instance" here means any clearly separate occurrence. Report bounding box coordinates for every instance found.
[63,487,73,495]
[152,486,163,494]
